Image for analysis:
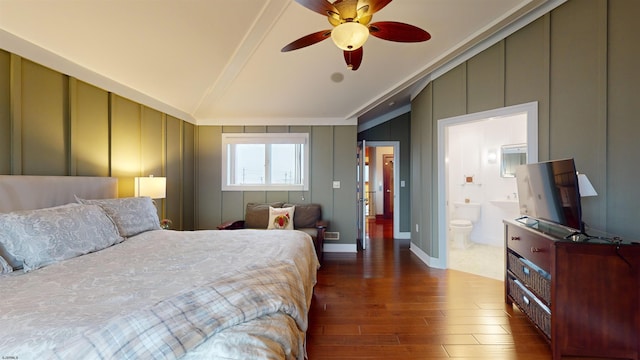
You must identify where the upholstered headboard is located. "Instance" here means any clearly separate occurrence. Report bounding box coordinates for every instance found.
[0,176,118,213]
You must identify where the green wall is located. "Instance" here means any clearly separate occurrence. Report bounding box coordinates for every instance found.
[196,125,357,246]
[411,0,640,258]
[357,112,411,233]
[0,51,196,230]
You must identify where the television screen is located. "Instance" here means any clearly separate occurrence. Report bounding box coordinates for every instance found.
[515,158,583,233]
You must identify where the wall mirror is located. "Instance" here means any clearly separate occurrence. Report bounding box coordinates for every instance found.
[501,144,527,178]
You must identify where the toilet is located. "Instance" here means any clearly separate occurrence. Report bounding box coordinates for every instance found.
[449,202,481,249]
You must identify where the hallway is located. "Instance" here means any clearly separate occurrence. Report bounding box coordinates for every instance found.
[306,218,551,359]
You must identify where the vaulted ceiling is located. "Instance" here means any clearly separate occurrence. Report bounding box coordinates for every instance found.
[0,0,553,126]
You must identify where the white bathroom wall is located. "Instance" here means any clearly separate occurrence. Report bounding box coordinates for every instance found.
[447,114,527,246]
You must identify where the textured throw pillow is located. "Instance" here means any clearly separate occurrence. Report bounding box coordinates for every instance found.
[0,255,12,274]
[267,206,295,230]
[0,203,124,272]
[77,196,161,237]
[245,202,285,229]
[284,203,321,228]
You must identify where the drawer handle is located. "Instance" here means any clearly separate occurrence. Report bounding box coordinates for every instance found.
[522,266,530,276]
[530,247,541,253]
[511,236,521,241]
[522,295,530,306]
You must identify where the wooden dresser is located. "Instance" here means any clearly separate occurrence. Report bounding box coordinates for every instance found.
[504,219,640,360]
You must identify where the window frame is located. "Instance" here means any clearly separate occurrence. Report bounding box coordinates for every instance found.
[221,133,309,191]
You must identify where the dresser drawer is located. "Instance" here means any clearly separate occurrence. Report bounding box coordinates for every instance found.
[507,251,551,304]
[506,225,552,273]
[507,275,551,339]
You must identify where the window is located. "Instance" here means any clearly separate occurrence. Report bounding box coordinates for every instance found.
[222,133,309,191]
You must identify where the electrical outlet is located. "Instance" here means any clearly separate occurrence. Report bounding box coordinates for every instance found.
[415,224,419,232]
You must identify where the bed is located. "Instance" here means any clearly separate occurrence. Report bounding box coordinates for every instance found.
[0,175,319,359]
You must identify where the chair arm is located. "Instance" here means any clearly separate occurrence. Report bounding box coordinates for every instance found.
[315,220,329,229]
[217,220,245,230]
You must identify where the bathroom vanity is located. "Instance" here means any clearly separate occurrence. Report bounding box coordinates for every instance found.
[504,219,640,360]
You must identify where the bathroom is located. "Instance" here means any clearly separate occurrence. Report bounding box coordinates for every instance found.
[446,113,527,280]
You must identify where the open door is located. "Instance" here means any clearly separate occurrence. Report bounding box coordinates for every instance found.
[356,140,366,250]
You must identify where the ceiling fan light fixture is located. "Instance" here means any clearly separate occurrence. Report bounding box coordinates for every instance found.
[331,22,369,51]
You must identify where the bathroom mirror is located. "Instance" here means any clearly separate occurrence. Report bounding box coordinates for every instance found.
[501,144,527,178]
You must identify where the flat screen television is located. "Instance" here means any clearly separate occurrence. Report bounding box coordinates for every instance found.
[515,158,584,234]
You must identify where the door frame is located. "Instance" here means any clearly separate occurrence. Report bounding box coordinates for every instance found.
[365,141,404,239]
[435,101,539,268]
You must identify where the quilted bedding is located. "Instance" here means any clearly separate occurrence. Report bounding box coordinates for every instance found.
[0,229,319,359]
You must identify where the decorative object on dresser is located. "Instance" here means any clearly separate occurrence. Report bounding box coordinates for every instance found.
[504,219,640,360]
[218,202,328,264]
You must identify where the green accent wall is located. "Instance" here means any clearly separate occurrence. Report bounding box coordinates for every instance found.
[357,112,411,233]
[410,0,640,259]
[0,55,196,230]
[196,125,357,246]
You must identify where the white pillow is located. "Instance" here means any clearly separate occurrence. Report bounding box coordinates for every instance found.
[77,196,161,237]
[267,206,295,230]
[0,203,124,272]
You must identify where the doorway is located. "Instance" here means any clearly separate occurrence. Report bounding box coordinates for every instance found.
[436,102,538,272]
[363,142,400,241]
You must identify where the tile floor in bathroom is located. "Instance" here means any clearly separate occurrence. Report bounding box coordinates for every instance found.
[448,242,505,281]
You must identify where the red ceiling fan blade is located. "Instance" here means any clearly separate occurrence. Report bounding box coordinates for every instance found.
[369,21,431,42]
[295,0,338,17]
[281,30,332,52]
[367,0,393,14]
[344,47,363,71]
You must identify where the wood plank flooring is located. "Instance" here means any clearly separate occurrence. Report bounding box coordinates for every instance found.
[306,219,552,359]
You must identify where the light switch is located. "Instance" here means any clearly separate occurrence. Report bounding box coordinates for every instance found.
[401,180,406,187]
[332,181,341,189]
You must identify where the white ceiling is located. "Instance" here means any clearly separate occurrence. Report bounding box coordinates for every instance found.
[0,0,554,126]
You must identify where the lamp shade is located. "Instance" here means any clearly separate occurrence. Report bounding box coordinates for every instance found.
[331,22,369,50]
[135,176,166,199]
[577,173,597,197]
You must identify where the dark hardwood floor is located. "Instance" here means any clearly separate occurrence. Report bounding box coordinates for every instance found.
[306,218,552,359]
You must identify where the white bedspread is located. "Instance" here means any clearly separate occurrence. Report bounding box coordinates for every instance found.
[0,229,319,359]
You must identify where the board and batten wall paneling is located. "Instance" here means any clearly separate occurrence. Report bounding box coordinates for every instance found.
[606,0,640,239]
[410,88,426,251]
[466,41,505,113]
[21,59,68,175]
[110,94,141,197]
[505,15,551,161]
[70,79,110,176]
[0,50,10,175]
[414,83,436,256]
[331,126,357,245]
[182,121,196,230]
[357,113,412,233]
[432,64,467,121]
[140,106,164,217]
[141,106,163,177]
[196,126,223,229]
[549,0,607,230]
[166,115,182,229]
[310,126,334,223]
[1,48,196,230]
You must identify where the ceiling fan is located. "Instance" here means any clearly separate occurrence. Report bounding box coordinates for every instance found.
[281,0,431,71]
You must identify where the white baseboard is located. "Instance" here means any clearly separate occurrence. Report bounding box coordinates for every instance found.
[409,243,446,269]
[323,243,357,253]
